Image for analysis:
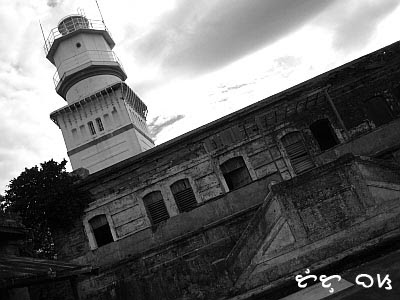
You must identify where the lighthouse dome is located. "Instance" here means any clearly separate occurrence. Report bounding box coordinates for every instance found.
[58,15,90,36]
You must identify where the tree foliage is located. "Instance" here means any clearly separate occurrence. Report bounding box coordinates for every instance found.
[2,159,90,258]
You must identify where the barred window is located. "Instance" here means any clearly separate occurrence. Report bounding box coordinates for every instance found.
[220,157,252,190]
[143,191,169,226]
[95,118,104,132]
[89,215,113,247]
[88,121,96,135]
[170,179,197,213]
[281,132,314,174]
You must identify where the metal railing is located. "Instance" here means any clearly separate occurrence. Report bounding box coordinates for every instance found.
[44,16,109,55]
[53,50,124,87]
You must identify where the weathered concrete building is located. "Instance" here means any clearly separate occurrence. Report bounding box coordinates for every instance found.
[42,12,400,300]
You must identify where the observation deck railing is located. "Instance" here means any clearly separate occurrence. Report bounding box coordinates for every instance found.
[44,17,109,55]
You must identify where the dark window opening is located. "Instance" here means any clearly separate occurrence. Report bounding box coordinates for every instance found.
[171,179,197,213]
[95,118,104,131]
[88,121,96,135]
[220,156,252,190]
[365,96,393,127]
[281,132,314,175]
[143,191,169,226]
[310,119,338,151]
[89,215,113,247]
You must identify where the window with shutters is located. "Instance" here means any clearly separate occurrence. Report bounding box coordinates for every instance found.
[310,119,338,151]
[281,132,314,175]
[170,179,198,213]
[88,215,113,247]
[143,191,170,226]
[220,156,252,190]
[365,96,393,127]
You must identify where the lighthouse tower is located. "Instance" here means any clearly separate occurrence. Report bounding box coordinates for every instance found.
[45,13,154,174]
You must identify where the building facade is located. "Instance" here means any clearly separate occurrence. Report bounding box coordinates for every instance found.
[44,13,400,300]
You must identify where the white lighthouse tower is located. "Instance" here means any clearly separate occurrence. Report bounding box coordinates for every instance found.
[45,13,154,174]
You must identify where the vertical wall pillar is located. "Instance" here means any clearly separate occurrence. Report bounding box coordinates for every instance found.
[324,89,349,138]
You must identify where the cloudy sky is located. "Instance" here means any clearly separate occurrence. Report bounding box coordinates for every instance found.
[0,0,399,193]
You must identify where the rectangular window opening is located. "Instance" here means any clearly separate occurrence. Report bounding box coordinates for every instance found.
[88,121,96,135]
[96,118,104,132]
[89,215,113,247]
[310,119,338,151]
[365,96,393,127]
[220,157,252,190]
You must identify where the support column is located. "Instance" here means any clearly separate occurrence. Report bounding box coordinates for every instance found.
[324,89,349,138]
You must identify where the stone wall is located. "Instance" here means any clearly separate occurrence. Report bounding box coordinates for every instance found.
[227,155,400,298]
[57,155,400,300]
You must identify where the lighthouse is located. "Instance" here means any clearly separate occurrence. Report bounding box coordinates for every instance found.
[45,13,154,174]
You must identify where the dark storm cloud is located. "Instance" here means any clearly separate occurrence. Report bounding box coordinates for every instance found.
[148,115,185,140]
[331,0,400,51]
[132,0,337,78]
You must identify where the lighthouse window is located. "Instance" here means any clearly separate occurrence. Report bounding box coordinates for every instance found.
[96,118,104,132]
[88,121,96,135]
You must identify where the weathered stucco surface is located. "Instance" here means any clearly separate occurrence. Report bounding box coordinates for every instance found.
[227,155,400,298]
